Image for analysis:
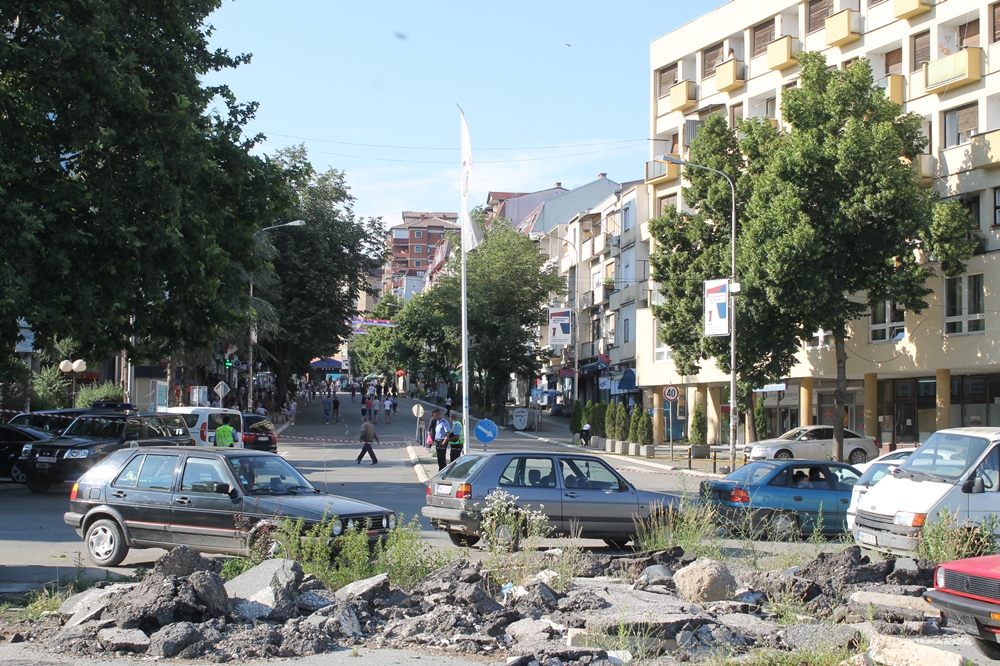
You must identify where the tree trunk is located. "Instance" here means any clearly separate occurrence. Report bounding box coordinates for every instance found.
[833,334,849,462]
[165,356,176,407]
[746,390,757,445]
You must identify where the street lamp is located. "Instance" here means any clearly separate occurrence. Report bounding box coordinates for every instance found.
[657,154,739,470]
[59,359,87,406]
[248,220,306,412]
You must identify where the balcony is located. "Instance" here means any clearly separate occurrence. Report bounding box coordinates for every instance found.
[912,153,935,185]
[593,232,608,255]
[645,156,680,185]
[825,9,862,48]
[716,59,745,93]
[971,129,1000,170]
[767,35,799,72]
[925,48,982,95]
[579,341,598,360]
[893,0,931,20]
[876,74,905,105]
[669,80,697,113]
[579,290,595,309]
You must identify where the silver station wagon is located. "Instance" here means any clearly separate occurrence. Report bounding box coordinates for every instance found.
[422,451,679,549]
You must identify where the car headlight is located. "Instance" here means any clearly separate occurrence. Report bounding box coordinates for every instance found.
[347,518,356,531]
[332,518,343,536]
[21,444,32,456]
[65,448,92,459]
[388,513,397,530]
[893,511,926,527]
[935,566,946,589]
[382,515,388,529]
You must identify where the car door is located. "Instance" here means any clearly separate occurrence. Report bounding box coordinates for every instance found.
[776,464,842,534]
[807,427,834,459]
[557,457,639,537]
[827,464,861,531]
[171,455,242,551]
[107,453,179,546]
[494,456,562,534]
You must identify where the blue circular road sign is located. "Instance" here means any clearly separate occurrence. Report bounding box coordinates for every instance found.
[474,419,498,444]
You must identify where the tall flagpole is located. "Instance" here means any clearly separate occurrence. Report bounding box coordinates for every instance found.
[459,106,472,455]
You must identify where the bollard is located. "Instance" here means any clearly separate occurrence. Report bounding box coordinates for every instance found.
[712,450,717,474]
[687,447,692,470]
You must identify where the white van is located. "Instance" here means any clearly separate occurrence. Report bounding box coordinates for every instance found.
[854,427,1000,555]
[164,407,243,447]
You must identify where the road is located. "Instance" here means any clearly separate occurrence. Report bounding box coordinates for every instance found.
[0,393,707,591]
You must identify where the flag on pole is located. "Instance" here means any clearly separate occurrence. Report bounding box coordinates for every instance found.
[458,106,484,252]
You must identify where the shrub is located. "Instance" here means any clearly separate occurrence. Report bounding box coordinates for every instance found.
[633,498,720,559]
[31,365,70,410]
[691,401,707,446]
[639,410,653,446]
[478,488,552,585]
[75,381,125,409]
[754,394,768,441]
[582,400,595,431]
[569,400,583,435]
[594,402,608,438]
[628,403,642,443]
[918,509,1000,563]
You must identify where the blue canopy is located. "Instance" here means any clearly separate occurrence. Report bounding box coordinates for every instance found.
[310,357,342,369]
[617,368,637,391]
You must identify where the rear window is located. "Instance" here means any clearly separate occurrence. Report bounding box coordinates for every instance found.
[153,416,189,437]
[179,414,199,428]
[79,449,134,485]
[207,414,241,431]
[440,455,488,480]
[726,461,779,485]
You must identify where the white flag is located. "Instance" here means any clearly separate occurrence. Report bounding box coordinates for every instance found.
[459,106,484,252]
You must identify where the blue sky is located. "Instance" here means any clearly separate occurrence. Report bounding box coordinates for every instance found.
[205,0,727,225]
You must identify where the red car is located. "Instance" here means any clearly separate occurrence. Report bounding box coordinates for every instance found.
[926,554,1000,660]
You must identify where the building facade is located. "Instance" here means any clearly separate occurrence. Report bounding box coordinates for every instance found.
[384,212,459,301]
[639,0,1000,448]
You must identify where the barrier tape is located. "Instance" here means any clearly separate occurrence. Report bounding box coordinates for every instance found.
[279,435,408,447]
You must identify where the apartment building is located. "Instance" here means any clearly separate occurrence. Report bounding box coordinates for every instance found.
[384,212,459,301]
[642,0,1000,448]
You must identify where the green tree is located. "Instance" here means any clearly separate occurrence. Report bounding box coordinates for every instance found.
[75,381,125,409]
[349,295,403,380]
[569,400,583,435]
[754,394,769,441]
[628,404,642,443]
[31,365,70,411]
[1,2,292,363]
[582,400,595,429]
[690,402,707,446]
[593,402,608,438]
[639,411,654,447]
[613,402,628,441]
[744,53,978,460]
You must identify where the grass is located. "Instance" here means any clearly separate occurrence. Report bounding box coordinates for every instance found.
[705,642,867,666]
[632,497,722,560]
[917,509,1000,563]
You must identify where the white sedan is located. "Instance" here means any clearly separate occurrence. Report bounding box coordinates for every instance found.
[745,425,880,466]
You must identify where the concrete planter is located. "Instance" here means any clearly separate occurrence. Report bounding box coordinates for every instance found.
[591,436,604,450]
[641,444,655,458]
[628,442,641,456]
[614,440,627,455]
[605,439,615,453]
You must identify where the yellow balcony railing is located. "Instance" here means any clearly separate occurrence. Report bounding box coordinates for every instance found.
[716,59,745,93]
[826,9,862,48]
[971,129,1000,171]
[645,157,680,184]
[894,0,932,20]
[767,35,799,71]
[925,48,983,94]
[669,80,697,113]
[877,74,905,105]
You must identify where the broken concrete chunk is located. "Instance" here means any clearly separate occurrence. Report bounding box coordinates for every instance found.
[148,621,202,657]
[97,627,150,653]
[867,633,977,665]
[154,546,222,577]
[224,558,303,622]
[188,570,230,617]
[334,572,389,603]
[674,559,736,603]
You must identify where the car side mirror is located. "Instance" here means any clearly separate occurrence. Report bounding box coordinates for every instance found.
[963,477,985,494]
[214,482,238,499]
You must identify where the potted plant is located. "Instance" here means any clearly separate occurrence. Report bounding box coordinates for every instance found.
[602,277,616,292]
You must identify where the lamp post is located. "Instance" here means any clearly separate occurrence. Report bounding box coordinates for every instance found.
[59,359,87,406]
[657,154,739,470]
[248,220,306,412]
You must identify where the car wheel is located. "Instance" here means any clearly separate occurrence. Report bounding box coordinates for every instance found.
[603,538,631,550]
[848,449,868,465]
[9,461,27,484]
[25,476,51,494]
[774,450,793,459]
[86,519,129,567]
[770,512,799,541]
[448,533,480,548]
[974,637,1000,660]
[486,524,520,552]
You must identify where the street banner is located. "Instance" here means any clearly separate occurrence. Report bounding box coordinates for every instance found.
[548,308,571,346]
[704,279,730,337]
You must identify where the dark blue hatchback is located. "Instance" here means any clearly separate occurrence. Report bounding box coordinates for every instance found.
[700,460,861,539]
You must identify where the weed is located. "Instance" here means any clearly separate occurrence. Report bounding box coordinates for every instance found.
[587,606,664,661]
[220,557,255,581]
[918,509,1000,562]
[478,489,552,586]
[766,582,813,626]
[705,641,865,666]
[807,506,826,547]
[17,585,67,621]
[632,497,721,559]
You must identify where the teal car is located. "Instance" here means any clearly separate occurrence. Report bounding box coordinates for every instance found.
[700,460,861,540]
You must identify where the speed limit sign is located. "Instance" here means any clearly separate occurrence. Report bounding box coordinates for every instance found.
[663,385,680,402]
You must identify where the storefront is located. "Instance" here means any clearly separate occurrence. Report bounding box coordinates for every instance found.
[877,374,1000,446]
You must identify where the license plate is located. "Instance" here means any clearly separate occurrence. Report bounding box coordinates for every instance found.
[37,456,57,463]
[436,484,452,496]
[36,462,50,469]
[857,530,877,546]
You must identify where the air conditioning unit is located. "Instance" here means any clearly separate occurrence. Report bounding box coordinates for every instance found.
[611,235,621,247]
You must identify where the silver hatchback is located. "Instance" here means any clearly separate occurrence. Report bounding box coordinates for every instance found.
[421,451,679,549]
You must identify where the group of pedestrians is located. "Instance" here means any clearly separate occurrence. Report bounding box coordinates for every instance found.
[425,408,463,471]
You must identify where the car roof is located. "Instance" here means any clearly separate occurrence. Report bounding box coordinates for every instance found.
[129,446,271,457]
[165,407,242,415]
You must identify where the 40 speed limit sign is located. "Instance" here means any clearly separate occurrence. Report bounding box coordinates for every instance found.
[662,385,680,402]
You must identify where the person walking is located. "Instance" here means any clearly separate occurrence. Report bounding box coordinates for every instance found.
[350,384,356,403]
[448,415,464,463]
[332,394,340,424]
[214,416,236,447]
[356,416,379,465]
[426,409,440,453]
[445,395,453,417]
[322,395,332,425]
[434,412,451,471]
[383,397,393,424]
[289,398,298,425]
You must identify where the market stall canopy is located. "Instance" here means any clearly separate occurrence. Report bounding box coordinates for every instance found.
[310,357,342,369]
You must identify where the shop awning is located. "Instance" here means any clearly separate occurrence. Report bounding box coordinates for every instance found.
[617,368,637,391]
[310,357,342,369]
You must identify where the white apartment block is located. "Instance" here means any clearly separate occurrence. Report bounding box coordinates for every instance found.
[642,0,1000,449]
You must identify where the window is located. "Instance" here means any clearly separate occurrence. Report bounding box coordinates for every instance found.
[870,300,905,342]
[994,189,1000,227]
[703,43,724,78]
[869,0,888,5]
[114,455,145,488]
[764,97,777,119]
[945,273,985,334]
[559,458,621,491]
[654,320,670,362]
[959,19,980,48]
[658,64,678,98]
[622,205,632,231]
[498,457,556,488]
[752,20,775,58]
[885,48,903,75]
[657,194,677,217]
[414,230,422,238]
[124,421,143,440]
[912,31,930,72]
[623,318,630,343]
[994,3,1000,44]
[807,0,831,34]
[944,104,977,148]
[730,103,743,128]
[961,194,982,231]
[136,454,179,490]
[181,457,229,493]
[414,260,422,267]
[416,271,425,277]
[414,245,423,253]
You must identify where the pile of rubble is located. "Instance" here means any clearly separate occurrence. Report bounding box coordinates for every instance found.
[24,544,966,664]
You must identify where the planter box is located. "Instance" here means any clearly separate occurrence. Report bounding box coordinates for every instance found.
[592,436,604,450]
[605,439,615,453]
[628,442,641,456]
[614,440,627,455]
[641,444,656,458]
[690,444,711,459]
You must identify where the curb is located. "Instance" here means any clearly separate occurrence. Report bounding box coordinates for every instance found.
[405,444,431,484]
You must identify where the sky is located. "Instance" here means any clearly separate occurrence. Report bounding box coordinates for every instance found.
[204,0,728,226]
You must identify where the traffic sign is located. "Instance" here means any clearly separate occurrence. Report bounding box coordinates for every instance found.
[475,419,498,444]
[411,404,424,418]
[215,381,230,399]
[663,385,680,402]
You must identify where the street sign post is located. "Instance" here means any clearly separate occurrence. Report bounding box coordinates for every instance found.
[663,385,679,458]
[214,381,230,401]
[475,419,498,449]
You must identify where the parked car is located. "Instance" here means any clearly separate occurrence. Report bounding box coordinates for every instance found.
[925,554,1000,660]
[745,425,879,466]
[64,447,396,566]
[851,447,917,475]
[701,460,861,540]
[18,408,195,493]
[0,424,54,483]
[846,459,907,531]
[422,451,679,549]
[241,414,278,453]
[8,408,91,434]
[165,407,243,446]
[854,427,1000,556]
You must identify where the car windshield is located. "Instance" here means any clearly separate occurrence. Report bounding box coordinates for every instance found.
[63,416,125,440]
[857,462,894,487]
[777,428,809,441]
[227,455,314,494]
[896,432,991,482]
[725,461,779,485]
